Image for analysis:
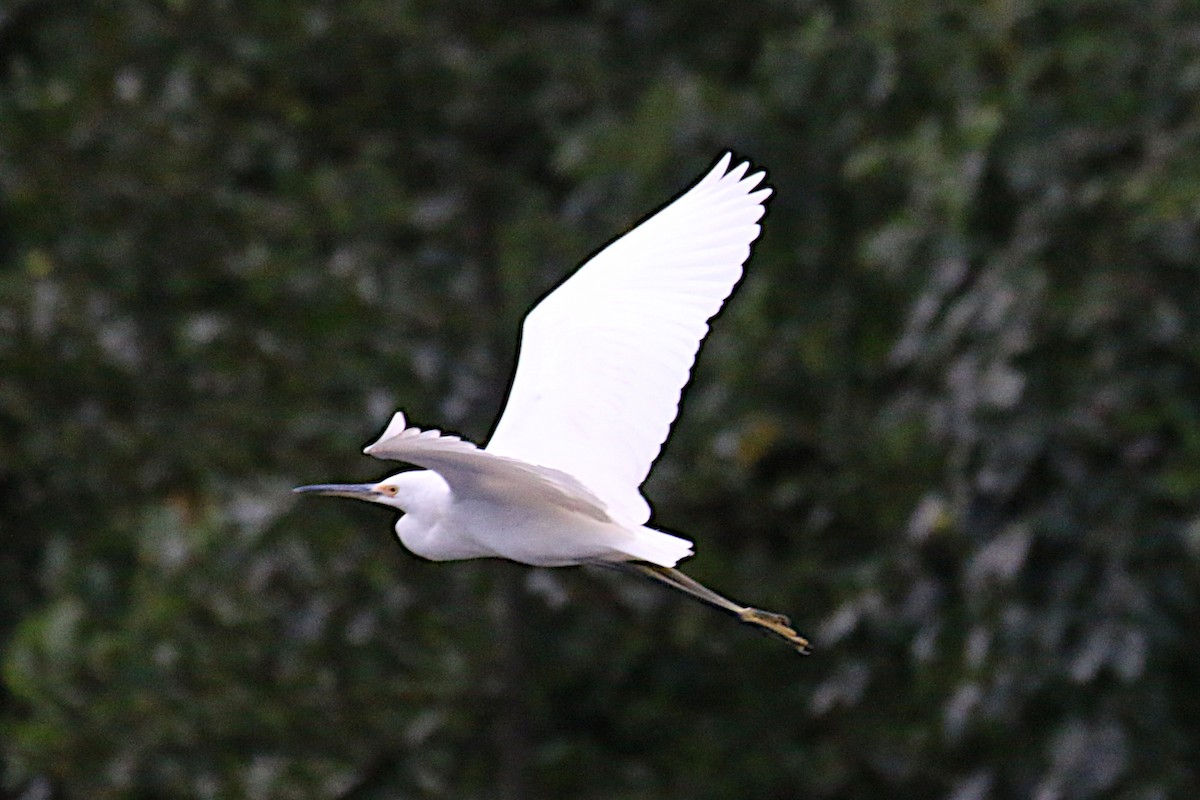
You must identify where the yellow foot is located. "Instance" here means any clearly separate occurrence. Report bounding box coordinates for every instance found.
[737,607,813,655]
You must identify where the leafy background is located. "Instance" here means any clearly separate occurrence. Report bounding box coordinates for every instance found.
[3,1,1199,798]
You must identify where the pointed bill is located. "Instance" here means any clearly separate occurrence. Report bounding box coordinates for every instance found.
[293,483,379,499]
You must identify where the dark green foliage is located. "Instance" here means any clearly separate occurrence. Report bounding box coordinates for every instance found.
[3,1,1199,797]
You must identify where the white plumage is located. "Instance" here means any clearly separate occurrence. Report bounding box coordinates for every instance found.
[486,153,770,528]
[296,154,811,653]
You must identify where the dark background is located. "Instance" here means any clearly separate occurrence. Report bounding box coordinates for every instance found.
[3,1,1200,797]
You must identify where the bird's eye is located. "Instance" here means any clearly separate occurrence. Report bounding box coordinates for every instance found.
[378,484,398,497]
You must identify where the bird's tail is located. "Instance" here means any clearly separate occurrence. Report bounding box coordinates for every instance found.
[615,527,694,568]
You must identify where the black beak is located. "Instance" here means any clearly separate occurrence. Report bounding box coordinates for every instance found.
[293,483,379,499]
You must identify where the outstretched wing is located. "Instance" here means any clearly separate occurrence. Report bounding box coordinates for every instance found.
[485,153,771,526]
[363,412,610,522]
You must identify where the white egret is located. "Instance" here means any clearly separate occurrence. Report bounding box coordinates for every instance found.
[296,154,809,654]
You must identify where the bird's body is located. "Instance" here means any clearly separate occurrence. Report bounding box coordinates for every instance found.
[397,479,685,568]
[416,499,689,569]
[297,154,810,654]
[321,415,696,568]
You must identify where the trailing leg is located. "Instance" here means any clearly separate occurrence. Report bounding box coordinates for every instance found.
[614,562,811,655]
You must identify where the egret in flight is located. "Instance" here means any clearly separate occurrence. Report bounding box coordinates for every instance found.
[296,154,809,654]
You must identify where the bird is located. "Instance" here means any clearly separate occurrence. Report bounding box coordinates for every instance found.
[295,153,810,654]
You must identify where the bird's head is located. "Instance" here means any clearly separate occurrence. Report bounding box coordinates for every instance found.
[293,476,409,511]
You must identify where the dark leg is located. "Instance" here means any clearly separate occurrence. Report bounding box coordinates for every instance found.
[612,562,811,655]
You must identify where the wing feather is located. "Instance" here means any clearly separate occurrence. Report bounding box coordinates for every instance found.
[485,154,771,525]
[364,412,610,522]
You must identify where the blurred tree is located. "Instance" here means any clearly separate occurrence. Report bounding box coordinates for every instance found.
[2,0,1199,798]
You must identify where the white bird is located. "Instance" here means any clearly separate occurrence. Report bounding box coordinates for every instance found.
[296,154,810,654]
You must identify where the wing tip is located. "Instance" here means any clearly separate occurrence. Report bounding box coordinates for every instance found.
[364,411,409,454]
[364,410,436,455]
[708,151,770,195]
[364,410,477,459]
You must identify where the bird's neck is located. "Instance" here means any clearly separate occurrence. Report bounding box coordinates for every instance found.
[390,470,448,559]
[388,470,450,517]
